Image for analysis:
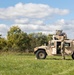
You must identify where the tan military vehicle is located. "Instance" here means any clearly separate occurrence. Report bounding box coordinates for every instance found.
[34,30,74,59]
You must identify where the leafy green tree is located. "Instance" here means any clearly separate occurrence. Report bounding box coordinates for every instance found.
[47,34,53,41]
[6,26,53,52]
[28,33,37,51]
[36,33,48,45]
[0,37,7,51]
[28,33,48,52]
[7,26,29,52]
[0,34,2,38]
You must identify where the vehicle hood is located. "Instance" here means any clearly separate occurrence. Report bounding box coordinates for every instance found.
[34,45,48,51]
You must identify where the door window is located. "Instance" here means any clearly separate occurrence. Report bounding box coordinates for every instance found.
[65,42,71,47]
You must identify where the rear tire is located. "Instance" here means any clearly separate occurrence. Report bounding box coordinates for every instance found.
[71,53,74,59]
[36,50,47,59]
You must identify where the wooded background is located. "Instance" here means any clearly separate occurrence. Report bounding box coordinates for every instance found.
[0,26,52,52]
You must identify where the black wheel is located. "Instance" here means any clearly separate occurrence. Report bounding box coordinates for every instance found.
[71,53,74,59]
[36,50,47,59]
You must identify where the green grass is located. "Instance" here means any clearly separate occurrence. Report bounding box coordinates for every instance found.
[0,53,74,75]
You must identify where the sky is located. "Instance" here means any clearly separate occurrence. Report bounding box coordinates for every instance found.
[0,0,74,39]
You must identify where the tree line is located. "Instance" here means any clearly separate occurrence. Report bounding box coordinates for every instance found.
[0,26,52,52]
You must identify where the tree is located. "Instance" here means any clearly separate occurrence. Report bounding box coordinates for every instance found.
[7,26,53,52]
[47,34,53,41]
[28,33,37,51]
[0,34,2,38]
[28,33,48,52]
[7,26,29,52]
[0,37,7,51]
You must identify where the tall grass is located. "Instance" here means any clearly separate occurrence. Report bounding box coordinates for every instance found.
[0,53,74,75]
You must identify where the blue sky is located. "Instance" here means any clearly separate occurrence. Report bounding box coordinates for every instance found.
[0,0,74,39]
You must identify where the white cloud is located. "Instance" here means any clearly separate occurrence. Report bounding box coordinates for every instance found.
[55,19,65,25]
[0,24,9,37]
[12,22,63,33]
[0,19,74,39]
[0,3,73,39]
[54,8,69,15]
[0,24,8,32]
[0,3,69,20]
[15,18,29,24]
[12,19,74,39]
[31,20,44,25]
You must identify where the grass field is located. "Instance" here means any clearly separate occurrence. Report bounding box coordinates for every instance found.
[0,52,74,75]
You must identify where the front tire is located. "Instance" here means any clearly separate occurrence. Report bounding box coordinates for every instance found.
[71,53,74,59]
[36,50,47,59]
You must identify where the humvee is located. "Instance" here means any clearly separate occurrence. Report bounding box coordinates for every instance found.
[34,30,74,59]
